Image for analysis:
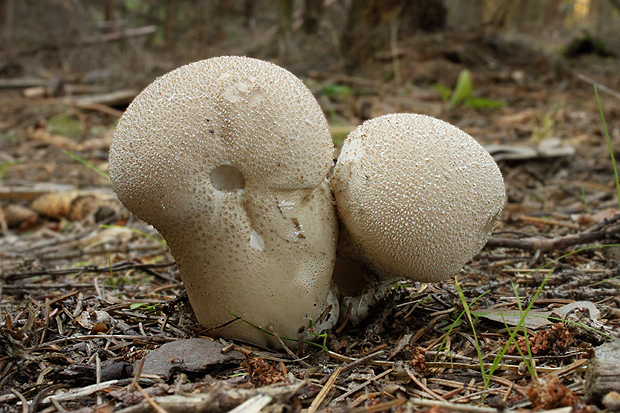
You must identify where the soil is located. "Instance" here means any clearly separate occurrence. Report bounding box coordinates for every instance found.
[1,32,619,412]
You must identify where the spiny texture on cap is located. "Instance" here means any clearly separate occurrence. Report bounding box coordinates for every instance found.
[111,56,334,198]
[109,56,339,348]
[332,113,505,282]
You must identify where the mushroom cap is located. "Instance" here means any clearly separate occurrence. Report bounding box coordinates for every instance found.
[331,113,505,282]
[109,56,339,348]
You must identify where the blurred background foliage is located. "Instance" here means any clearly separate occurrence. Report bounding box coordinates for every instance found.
[1,0,619,88]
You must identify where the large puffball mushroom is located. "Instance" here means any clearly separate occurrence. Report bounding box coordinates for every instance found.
[109,56,339,349]
[332,113,505,288]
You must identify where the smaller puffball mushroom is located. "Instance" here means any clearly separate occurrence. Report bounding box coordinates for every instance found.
[109,56,339,349]
[331,113,505,301]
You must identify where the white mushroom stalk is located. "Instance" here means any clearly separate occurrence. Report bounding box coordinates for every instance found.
[331,113,505,312]
[109,56,339,348]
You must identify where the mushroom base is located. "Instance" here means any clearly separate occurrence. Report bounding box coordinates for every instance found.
[167,182,340,349]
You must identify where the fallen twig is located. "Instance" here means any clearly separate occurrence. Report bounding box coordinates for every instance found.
[348,397,406,413]
[407,397,499,413]
[268,325,311,367]
[135,382,168,413]
[44,380,119,403]
[576,72,620,101]
[65,100,125,117]
[331,368,393,404]
[9,389,27,413]
[406,367,445,401]
[341,350,385,373]
[308,365,342,413]
[486,231,604,251]
[80,26,157,45]
[5,261,177,282]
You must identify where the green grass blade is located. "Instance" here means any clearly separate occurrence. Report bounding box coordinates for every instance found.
[546,315,613,340]
[436,291,487,363]
[485,269,551,388]
[499,312,535,376]
[63,149,110,181]
[0,159,20,182]
[485,243,620,388]
[511,282,537,377]
[595,86,620,210]
[454,277,486,383]
[451,69,474,106]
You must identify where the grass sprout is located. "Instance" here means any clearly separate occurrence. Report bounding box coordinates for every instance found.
[454,277,487,383]
[451,69,474,106]
[546,315,613,340]
[130,303,160,313]
[63,149,110,181]
[469,243,620,389]
[483,268,552,389]
[434,69,504,109]
[436,291,487,364]
[595,86,620,210]
[500,312,536,376]
[0,159,20,181]
[508,282,537,378]
[226,309,330,350]
[580,185,591,213]
[108,251,114,279]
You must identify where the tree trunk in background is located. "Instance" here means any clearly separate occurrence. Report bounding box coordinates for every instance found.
[340,0,367,69]
[215,0,229,41]
[593,0,613,37]
[164,0,174,46]
[244,0,256,29]
[446,0,484,31]
[302,0,324,34]
[486,0,512,35]
[516,0,528,32]
[407,0,447,32]
[104,0,115,22]
[276,0,294,59]
[0,0,15,68]
[341,0,446,70]
[278,0,293,36]
[541,0,562,31]
[0,0,14,41]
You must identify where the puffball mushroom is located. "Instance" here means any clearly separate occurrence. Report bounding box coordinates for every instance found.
[109,56,340,349]
[332,113,505,288]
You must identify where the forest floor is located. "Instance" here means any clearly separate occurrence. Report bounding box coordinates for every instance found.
[1,31,620,412]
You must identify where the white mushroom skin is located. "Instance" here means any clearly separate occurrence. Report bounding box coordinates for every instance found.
[109,56,339,348]
[331,113,505,285]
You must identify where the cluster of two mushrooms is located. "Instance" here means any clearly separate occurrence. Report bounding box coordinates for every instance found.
[109,56,505,349]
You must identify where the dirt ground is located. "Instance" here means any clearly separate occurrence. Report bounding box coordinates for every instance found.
[1,32,620,412]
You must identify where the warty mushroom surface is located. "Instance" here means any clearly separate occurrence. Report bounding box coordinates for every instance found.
[109,56,339,348]
[331,113,505,295]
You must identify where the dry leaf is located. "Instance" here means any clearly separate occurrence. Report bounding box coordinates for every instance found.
[474,309,552,329]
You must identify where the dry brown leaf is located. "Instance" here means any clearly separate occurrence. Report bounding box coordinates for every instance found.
[30,190,125,221]
[473,309,552,329]
[2,204,39,228]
